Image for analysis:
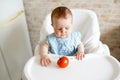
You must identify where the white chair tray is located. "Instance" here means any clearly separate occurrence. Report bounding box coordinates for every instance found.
[24,54,120,80]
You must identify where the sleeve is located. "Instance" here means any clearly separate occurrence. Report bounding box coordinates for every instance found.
[45,35,50,46]
[44,33,54,47]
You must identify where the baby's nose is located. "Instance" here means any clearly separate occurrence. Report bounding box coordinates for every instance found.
[61,28,66,33]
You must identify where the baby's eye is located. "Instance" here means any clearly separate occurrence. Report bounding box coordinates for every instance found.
[58,29,62,30]
[65,27,69,30]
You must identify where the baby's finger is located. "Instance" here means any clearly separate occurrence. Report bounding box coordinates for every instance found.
[46,59,51,65]
[76,54,81,60]
[40,59,45,66]
[83,54,85,58]
[45,59,51,66]
[80,54,84,60]
[44,60,48,66]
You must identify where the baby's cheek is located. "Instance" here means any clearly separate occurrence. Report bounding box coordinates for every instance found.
[55,32,60,37]
[67,32,70,37]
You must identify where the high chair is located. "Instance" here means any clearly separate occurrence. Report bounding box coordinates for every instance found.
[22,9,120,80]
[34,9,110,55]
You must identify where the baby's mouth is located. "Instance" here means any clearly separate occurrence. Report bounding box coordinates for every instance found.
[61,33,66,36]
[60,35,68,38]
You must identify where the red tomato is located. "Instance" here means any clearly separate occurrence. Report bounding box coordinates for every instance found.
[57,56,69,68]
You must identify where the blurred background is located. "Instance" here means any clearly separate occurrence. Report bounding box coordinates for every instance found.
[23,0,120,61]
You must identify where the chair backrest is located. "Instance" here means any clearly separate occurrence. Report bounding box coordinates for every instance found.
[40,9,100,53]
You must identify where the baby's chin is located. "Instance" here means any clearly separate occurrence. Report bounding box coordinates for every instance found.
[58,35,69,39]
[55,33,70,39]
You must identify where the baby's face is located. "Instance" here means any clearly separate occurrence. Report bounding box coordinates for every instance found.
[52,16,72,38]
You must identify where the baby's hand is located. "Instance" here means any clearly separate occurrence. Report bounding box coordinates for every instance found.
[40,55,51,66]
[75,52,85,60]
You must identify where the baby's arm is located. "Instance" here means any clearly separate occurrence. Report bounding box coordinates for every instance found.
[39,42,51,66]
[75,42,85,60]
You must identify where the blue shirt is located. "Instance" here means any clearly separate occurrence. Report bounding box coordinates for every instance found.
[45,32,81,56]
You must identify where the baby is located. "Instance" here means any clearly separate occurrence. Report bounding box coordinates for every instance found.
[40,6,85,66]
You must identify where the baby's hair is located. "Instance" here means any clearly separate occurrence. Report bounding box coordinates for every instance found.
[51,6,72,23]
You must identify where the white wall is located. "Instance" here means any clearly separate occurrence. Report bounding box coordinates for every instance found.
[0,0,23,22]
